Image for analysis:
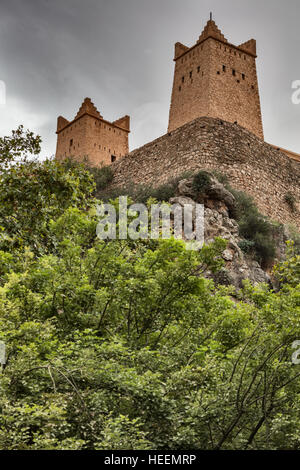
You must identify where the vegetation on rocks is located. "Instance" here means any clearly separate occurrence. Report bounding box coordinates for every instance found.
[0,129,299,450]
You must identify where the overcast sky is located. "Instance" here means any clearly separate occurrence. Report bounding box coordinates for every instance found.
[0,0,300,158]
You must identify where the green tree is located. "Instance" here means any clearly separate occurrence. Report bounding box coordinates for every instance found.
[0,128,299,450]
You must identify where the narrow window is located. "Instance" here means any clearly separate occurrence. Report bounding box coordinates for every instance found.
[223,65,226,72]
[197,66,200,73]
[69,139,73,147]
[189,71,192,78]
[232,69,236,76]
[242,73,245,80]
[179,86,181,91]
[111,155,116,163]
[217,71,220,75]
[182,76,185,83]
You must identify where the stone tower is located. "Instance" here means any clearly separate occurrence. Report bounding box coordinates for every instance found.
[55,98,130,167]
[168,17,264,139]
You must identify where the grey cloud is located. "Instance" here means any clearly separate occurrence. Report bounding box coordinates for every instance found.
[0,0,299,157]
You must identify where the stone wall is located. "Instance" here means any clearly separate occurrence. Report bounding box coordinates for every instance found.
[111,117,300,229]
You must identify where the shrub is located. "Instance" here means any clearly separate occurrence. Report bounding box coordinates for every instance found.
[192,170,211,193]
[222,186,276,267]
[238,212,272,239]
[97,177,183,204]
[238,239,256,254]
[251,233,276,267]
[212,171,229,186]
[89,165,114,191]
[284,192,296,212]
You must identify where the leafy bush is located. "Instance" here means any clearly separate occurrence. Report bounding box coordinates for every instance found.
[89,165,114,191]
[192,170,212,193]
[238,239,256,254]
[274,241,300,287]
[211,170,229,186]
[222,187,276,267]
[0,142,94,254]
[97,179,180,204]
[1,128,300,451]
[287,224,300,254]
[284,192,297,212]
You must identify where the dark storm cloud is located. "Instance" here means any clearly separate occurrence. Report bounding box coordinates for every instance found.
[0,0,300,157]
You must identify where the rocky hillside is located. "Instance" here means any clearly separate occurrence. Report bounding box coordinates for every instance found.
[167,172,295,289]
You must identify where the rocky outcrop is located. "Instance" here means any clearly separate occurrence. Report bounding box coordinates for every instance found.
[170,174,272,289]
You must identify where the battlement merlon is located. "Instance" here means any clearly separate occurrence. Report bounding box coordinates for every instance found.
[113,115,130,132]
[57,116,70,133]
[238,39,257,56]
[56,112,131,135]
[174,42,189,60]
[174,36,258,62]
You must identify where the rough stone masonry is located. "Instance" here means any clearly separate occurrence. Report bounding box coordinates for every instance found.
[111,117,300,229]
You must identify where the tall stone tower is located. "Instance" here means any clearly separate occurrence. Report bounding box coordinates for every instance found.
[56,98,130,167]
[168,17,264,139]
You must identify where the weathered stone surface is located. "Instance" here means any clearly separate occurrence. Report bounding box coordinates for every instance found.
[177,179,197,199]
[171,176,274,288]
[56,98,130,167]
[111,117,299,229]
[168,20,264,140]
[205,176,237,215]
[223,249,234,262]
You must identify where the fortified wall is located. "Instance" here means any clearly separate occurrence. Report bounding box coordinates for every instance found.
[111,117,300,229]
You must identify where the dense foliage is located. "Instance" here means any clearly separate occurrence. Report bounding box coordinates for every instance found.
[0,129,299,450]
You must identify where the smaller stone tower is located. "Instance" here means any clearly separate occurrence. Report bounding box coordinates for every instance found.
[55,98,130,166]
[168,17,264,139]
